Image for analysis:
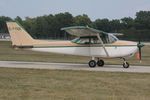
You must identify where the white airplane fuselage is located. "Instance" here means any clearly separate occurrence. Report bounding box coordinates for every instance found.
[28,40,138,58]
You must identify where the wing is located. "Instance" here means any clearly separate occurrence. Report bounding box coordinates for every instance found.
[61,26,108,37]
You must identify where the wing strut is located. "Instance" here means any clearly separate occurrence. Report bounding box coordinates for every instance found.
[96,33,109,57]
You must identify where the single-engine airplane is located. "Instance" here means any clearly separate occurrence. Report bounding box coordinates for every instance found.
[6,21,144,68]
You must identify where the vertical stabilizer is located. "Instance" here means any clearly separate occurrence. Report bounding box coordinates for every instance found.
[6,21,35,46]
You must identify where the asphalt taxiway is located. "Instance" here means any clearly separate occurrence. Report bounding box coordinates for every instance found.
[0,61,150,73]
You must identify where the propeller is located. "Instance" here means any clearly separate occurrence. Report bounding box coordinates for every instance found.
[137,39,144,63]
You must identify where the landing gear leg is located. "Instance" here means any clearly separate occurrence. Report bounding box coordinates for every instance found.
[122,58,130,68]
[97,58,104,67]
[88,57,96,68]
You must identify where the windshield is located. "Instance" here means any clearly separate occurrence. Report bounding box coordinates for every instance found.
[108,34,118,43]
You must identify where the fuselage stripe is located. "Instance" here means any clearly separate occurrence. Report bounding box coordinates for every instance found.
[33,45,137,48]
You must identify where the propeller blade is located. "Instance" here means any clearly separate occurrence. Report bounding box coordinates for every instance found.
[139,39,141,44]
[139,46,142,63]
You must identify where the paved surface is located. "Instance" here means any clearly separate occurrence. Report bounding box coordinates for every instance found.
[0,61,150,73]
[144,42,150,46]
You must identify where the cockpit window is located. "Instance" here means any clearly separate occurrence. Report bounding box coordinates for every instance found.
[72,34,118,44]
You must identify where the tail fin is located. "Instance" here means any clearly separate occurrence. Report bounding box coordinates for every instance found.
[6,21,35,46]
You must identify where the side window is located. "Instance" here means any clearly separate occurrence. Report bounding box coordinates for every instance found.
[91,38,101,44]
[77,38,90,44]
[72,35,117,44]
[91,36,109,44]
[72,38,80,43]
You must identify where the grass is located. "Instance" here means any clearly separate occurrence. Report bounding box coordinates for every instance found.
[0,41,150,66]
[0,67,150,100]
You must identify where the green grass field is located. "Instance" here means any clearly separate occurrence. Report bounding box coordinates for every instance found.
[0,41,150,66]
[0,41,150,100]
[0,68,150,100]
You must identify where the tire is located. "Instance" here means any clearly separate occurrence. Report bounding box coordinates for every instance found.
[123,62,130,68]
[97,60,104,67]
[88,60,96,68]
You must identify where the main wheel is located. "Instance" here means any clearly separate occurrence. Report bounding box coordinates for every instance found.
[88,60,96,68]
[97,60,104,67]
[123,62,130,68]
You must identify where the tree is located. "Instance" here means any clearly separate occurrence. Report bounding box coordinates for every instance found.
[121,17,134,29]
[73,14,91,26]
[92,19,111,32]
[52,12,73,39]
[22,12,74,39]
[135,11,150,29]
[110,19,122,32]
[0,11,150,41]
[0,16,12,33]
[15,16,23,25]
[22,17,37,38]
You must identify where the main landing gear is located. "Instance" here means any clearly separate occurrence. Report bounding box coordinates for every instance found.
[88,57,130,68]
[122,58,130,68]
[88,58,104,68]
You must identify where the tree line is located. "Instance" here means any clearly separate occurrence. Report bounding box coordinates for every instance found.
[0,11,150,41]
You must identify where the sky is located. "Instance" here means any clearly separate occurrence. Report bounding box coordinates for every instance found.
[0,0,150,21]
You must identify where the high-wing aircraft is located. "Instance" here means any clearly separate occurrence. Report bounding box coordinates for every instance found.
[6,21,144,68]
